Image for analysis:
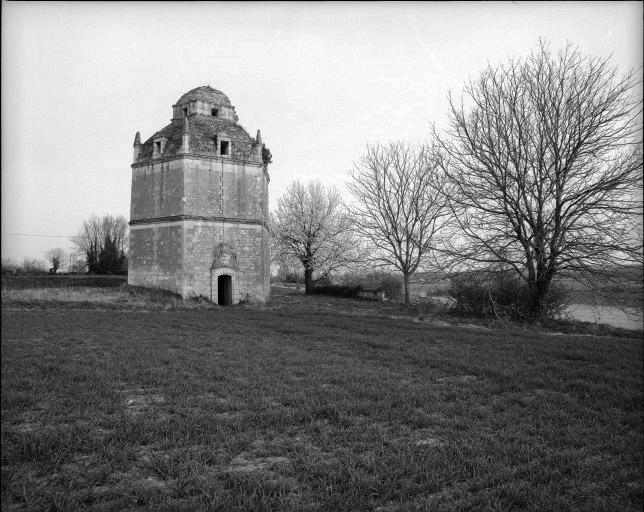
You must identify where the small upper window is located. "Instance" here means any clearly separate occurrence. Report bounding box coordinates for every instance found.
[220,140,230,156]
[211,108,219,117]
[154,141,162,153]
[183,108,188,116]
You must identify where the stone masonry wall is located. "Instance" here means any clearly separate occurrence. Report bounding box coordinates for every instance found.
[181,220,270,303]
[130,160,184,220]
[183,157,267,221]
[128,223,183,292]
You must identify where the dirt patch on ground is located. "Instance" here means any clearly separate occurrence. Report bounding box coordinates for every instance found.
[356,421,444,450]
[120,388,167,418]
[190,392,233,406]
[262,396,291,408]
[414,437,442,447]
[225,453,291,473]
[413,409,450,424]
[458,323,490,330]
[5,422,40,434]
[213,411,245,421]
[394,427,443,448]
[419,480,473,507]
[251,433,336,466]
[90,470,171,496]
[124,394,165,411]
[436,375,478,383]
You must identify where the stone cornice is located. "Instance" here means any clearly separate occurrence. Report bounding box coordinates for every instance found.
[129,215,269,230]
[132,155,270,182]
[131,153,263,168]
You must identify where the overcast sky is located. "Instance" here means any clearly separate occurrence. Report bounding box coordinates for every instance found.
[1,1,641,263]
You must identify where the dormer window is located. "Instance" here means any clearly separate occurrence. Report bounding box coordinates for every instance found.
[215,132,230,157]
[211,108,219,117]
[183,107,188,116]
[153,137,167,157]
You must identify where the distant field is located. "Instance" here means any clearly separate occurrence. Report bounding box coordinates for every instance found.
[1,293,642,511]
[1,275,127,290]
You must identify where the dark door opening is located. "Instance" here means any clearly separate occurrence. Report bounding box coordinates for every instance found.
[217,274,232,305]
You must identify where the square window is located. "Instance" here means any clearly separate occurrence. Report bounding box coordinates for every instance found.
[211,108,219,117]
[220,140,230,156]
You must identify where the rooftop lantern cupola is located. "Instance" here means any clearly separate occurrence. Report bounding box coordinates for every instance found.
[171,85,239,122]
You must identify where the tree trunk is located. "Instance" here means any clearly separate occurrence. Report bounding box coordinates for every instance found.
[528,276,553,320]
[304,266,314,295]
[403,272,410,306]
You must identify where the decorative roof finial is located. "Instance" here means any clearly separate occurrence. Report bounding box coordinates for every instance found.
[256,129,262,145]
[133,131,141,147]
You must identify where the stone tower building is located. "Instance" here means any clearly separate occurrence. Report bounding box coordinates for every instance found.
[128,86,270,304]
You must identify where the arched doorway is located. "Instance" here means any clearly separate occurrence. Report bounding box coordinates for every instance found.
[217,274,232,305]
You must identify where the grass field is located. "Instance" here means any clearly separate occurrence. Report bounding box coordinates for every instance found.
[1,290,643,511]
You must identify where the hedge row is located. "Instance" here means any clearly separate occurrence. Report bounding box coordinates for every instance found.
[311,284,364,298]
[1,275,128,290]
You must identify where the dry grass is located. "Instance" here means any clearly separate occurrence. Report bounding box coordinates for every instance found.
[2,287,119,303]
[1,285,216,311]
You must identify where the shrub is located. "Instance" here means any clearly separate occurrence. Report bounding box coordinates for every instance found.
[414,297,453,319]
[311,284,363,298]
[281,272,304,284]
[314,275,333,287]
[448,271,568,320]
[1,259,19,276]
[379,274,403,301]
[337,271,403,301]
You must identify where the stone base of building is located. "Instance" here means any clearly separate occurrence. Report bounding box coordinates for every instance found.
[128,219,270,305]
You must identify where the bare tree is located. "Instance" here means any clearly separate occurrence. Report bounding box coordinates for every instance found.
[271,180,363,293]
[70,214,128,273]
[44,248,66,274]
[434,41,643,318]
[21,258,46,275]
[347,142,452,305]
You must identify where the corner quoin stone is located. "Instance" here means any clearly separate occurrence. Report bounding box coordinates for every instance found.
[128,85,271,304]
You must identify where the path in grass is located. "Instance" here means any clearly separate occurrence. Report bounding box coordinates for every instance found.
[1,299,642,511]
